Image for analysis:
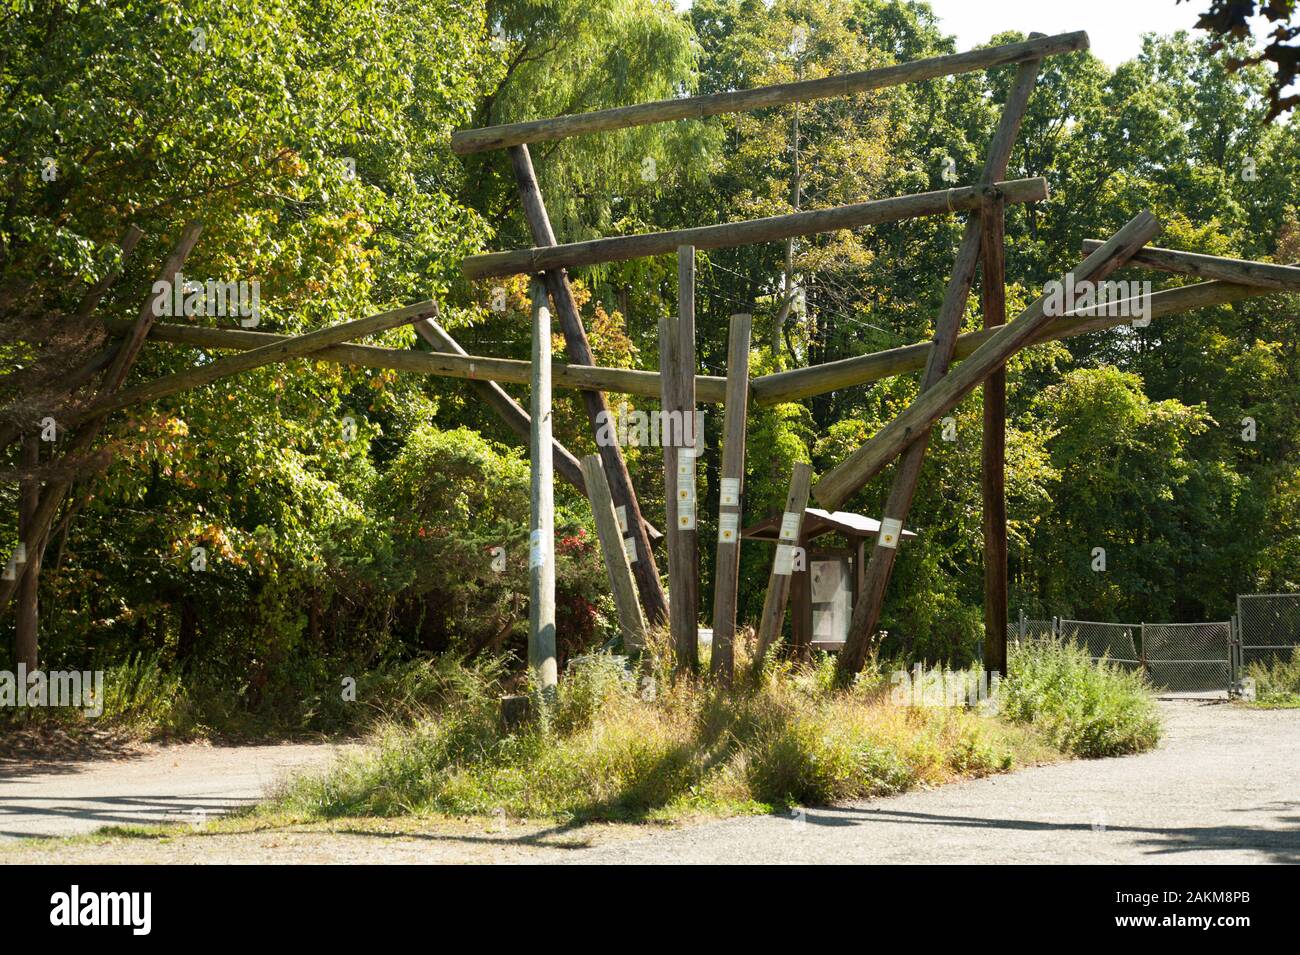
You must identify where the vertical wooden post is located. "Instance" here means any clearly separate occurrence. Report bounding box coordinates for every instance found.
[752,462,813,672]
[710,313,752,684]
[509,145,668,627]
[980,195,1009,676]
[528,278,557,691]
[834,55,1044,682]
[662,246,699,674]
[15,435,40,670]
[579,454,648,650]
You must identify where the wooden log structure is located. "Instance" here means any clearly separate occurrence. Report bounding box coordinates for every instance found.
[1079,240,1300,290]
[751,462,814,673]
[510,144,668,624]
[98,317,728,405]
[816,211,1163,510]
[527,279,557,692]
[749,269,1297,405]
[580,454,648,650]
[451,31,1089,154]
[662,246,700,674]
[463,177,1049,280]
[104,268,1295,416]
[710,314,752,684]
[831,55,1045,680]
[980,195,1009,676]
[73,300,436,425]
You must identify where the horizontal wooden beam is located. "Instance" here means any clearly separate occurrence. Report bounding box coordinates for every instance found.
[75,301,434,424]
[451,31,1089,155]
[109,261,1293,414]
[101,318,730,404]
[462,177,1049,279]
[1081,239,1300,290]
[750,267,1292,405]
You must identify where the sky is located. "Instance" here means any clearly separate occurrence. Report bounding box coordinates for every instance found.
[921,0,1206,66]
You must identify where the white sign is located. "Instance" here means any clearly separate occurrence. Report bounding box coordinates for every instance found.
[878,517,903,549]
[719,477,740,506]
[773,544,795,575]
[615,505,629,533]
[529,529,546,568]
[779,511,800,542]
[622,535,637,563]
[718,512,739,543]
[677,498,696,530]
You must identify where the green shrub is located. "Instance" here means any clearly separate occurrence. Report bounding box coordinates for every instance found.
[998,640,1161,757]
[1247,648,1300,705]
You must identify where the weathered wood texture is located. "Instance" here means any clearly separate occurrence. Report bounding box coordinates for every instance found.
[463,178,1048,279]
[1081,240,1300,290]
[710,314,752,684]
[831,57,1043,679]
[106,268,1294,415]
[751,268,1295,405]
[663,247,700,674]
[752,462,814,673]
[980,196,1009,676]
[528,280,557,690]
[510,144,668,625]
[101,318,728,406]
[76,300,435,424]
[580,454,648,650]
[451,31,1088,154]
[101,222,203,394]
[818,211,1163,509]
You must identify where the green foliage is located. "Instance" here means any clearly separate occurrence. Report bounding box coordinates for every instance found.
[998,641,1163,758]
[3,1,1299,733]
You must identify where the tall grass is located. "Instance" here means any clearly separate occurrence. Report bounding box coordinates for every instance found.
[1247,648,1300,706]
[997,640,1162,757]
[270,639,1053,822]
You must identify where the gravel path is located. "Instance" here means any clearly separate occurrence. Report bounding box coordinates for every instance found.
[560,701,1300,864]
[0,742,348,841]
[1,701,1296,863]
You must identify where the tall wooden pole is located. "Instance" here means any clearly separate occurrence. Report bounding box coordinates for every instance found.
[752,462,813,673]
[710,314,752,684]
[980,196,1009,676]
[509,144,668,626]
[580,454,648,650]
[528,279,557,692]
[15,435,40,670]
[662,246,699,674]
[831,56,1044,681]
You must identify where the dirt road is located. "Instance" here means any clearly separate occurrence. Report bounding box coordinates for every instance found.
[1,701,1296,863]
[0,742,346,841]
[562,700,1300,864]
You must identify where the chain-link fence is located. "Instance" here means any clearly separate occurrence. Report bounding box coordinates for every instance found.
[1237,594,1300,671]
[1059,618,1142,671]
[1012,610,1231,692]
[1142,621,1231,692]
